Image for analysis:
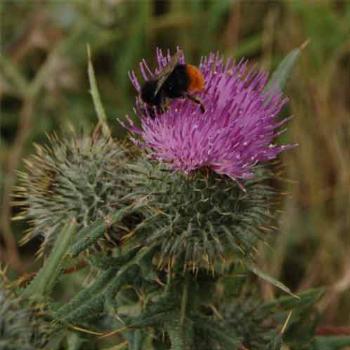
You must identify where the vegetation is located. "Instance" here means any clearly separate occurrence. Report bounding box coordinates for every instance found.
[1,1,350,349]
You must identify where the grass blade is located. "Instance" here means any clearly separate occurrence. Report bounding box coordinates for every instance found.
[87,44,111,138]
[248,264,299,299]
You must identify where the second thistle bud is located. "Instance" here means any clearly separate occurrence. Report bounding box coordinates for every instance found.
[16,130,129,255]
[124,160,275,271]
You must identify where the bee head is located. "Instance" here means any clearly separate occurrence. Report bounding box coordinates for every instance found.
[141,80,163,106]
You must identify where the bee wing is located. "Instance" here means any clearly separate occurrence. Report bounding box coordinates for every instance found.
[153,50,183,96]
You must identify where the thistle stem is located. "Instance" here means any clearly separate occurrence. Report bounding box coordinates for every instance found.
[180,274,189,325]
[168,274,192,350]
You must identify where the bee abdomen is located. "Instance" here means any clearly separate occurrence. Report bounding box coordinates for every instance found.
[186,64,205,93]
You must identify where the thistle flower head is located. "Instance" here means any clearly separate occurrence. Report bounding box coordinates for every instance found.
[16,131,128,254]
[127,49,292,180]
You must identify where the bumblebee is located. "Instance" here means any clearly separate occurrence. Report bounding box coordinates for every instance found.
[140,51,205,114]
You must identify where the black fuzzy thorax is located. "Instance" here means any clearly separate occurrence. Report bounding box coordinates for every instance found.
[162,64,189,98]
[140,64,189,106]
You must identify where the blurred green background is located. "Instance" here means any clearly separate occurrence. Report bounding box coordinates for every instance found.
[1,0,350,327]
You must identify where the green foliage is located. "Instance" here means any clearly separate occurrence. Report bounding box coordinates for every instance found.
[2,2,350,349]
[220,298,277,348]
[0,278,53,350]
[54,246,153,325]
[7,43,328,350]
[313,336,350,350]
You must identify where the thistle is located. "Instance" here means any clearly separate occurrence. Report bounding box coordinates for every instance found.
[16,130,129,254]
[124,160,275,270]
[122,49,292,270]
[0,277,52,350]
[12,47,316,350]
[127,49,293,180]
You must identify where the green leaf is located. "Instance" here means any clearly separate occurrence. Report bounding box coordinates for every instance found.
[262,288,323,312]
[55,246,153,324]
[248,264,299,299]
[22,219,76,299]
[194,315,241,349]
[314,336,350,350]
[87,44,111,138]
[70,203,139,257]
[55,266,118,323]
[265,40,309,92]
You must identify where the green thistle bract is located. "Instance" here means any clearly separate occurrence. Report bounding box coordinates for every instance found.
[219,299,276,349]
[125,159,276,271]
[0,282,51,350]
[16,131,128,254]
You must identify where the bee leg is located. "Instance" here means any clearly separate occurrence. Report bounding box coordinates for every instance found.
[153,95,170,115]
[156,102,168,115]
[148,106,157,118]
[185,93,205,113]
[155,105,165,115]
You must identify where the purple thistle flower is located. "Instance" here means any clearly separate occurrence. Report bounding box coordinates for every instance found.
[125,49,293,180]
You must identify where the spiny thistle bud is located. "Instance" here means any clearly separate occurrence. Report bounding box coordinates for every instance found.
[124,160,275,270]
[16,130,129,254]
[219,299,276,349]
[0,279,51,350]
